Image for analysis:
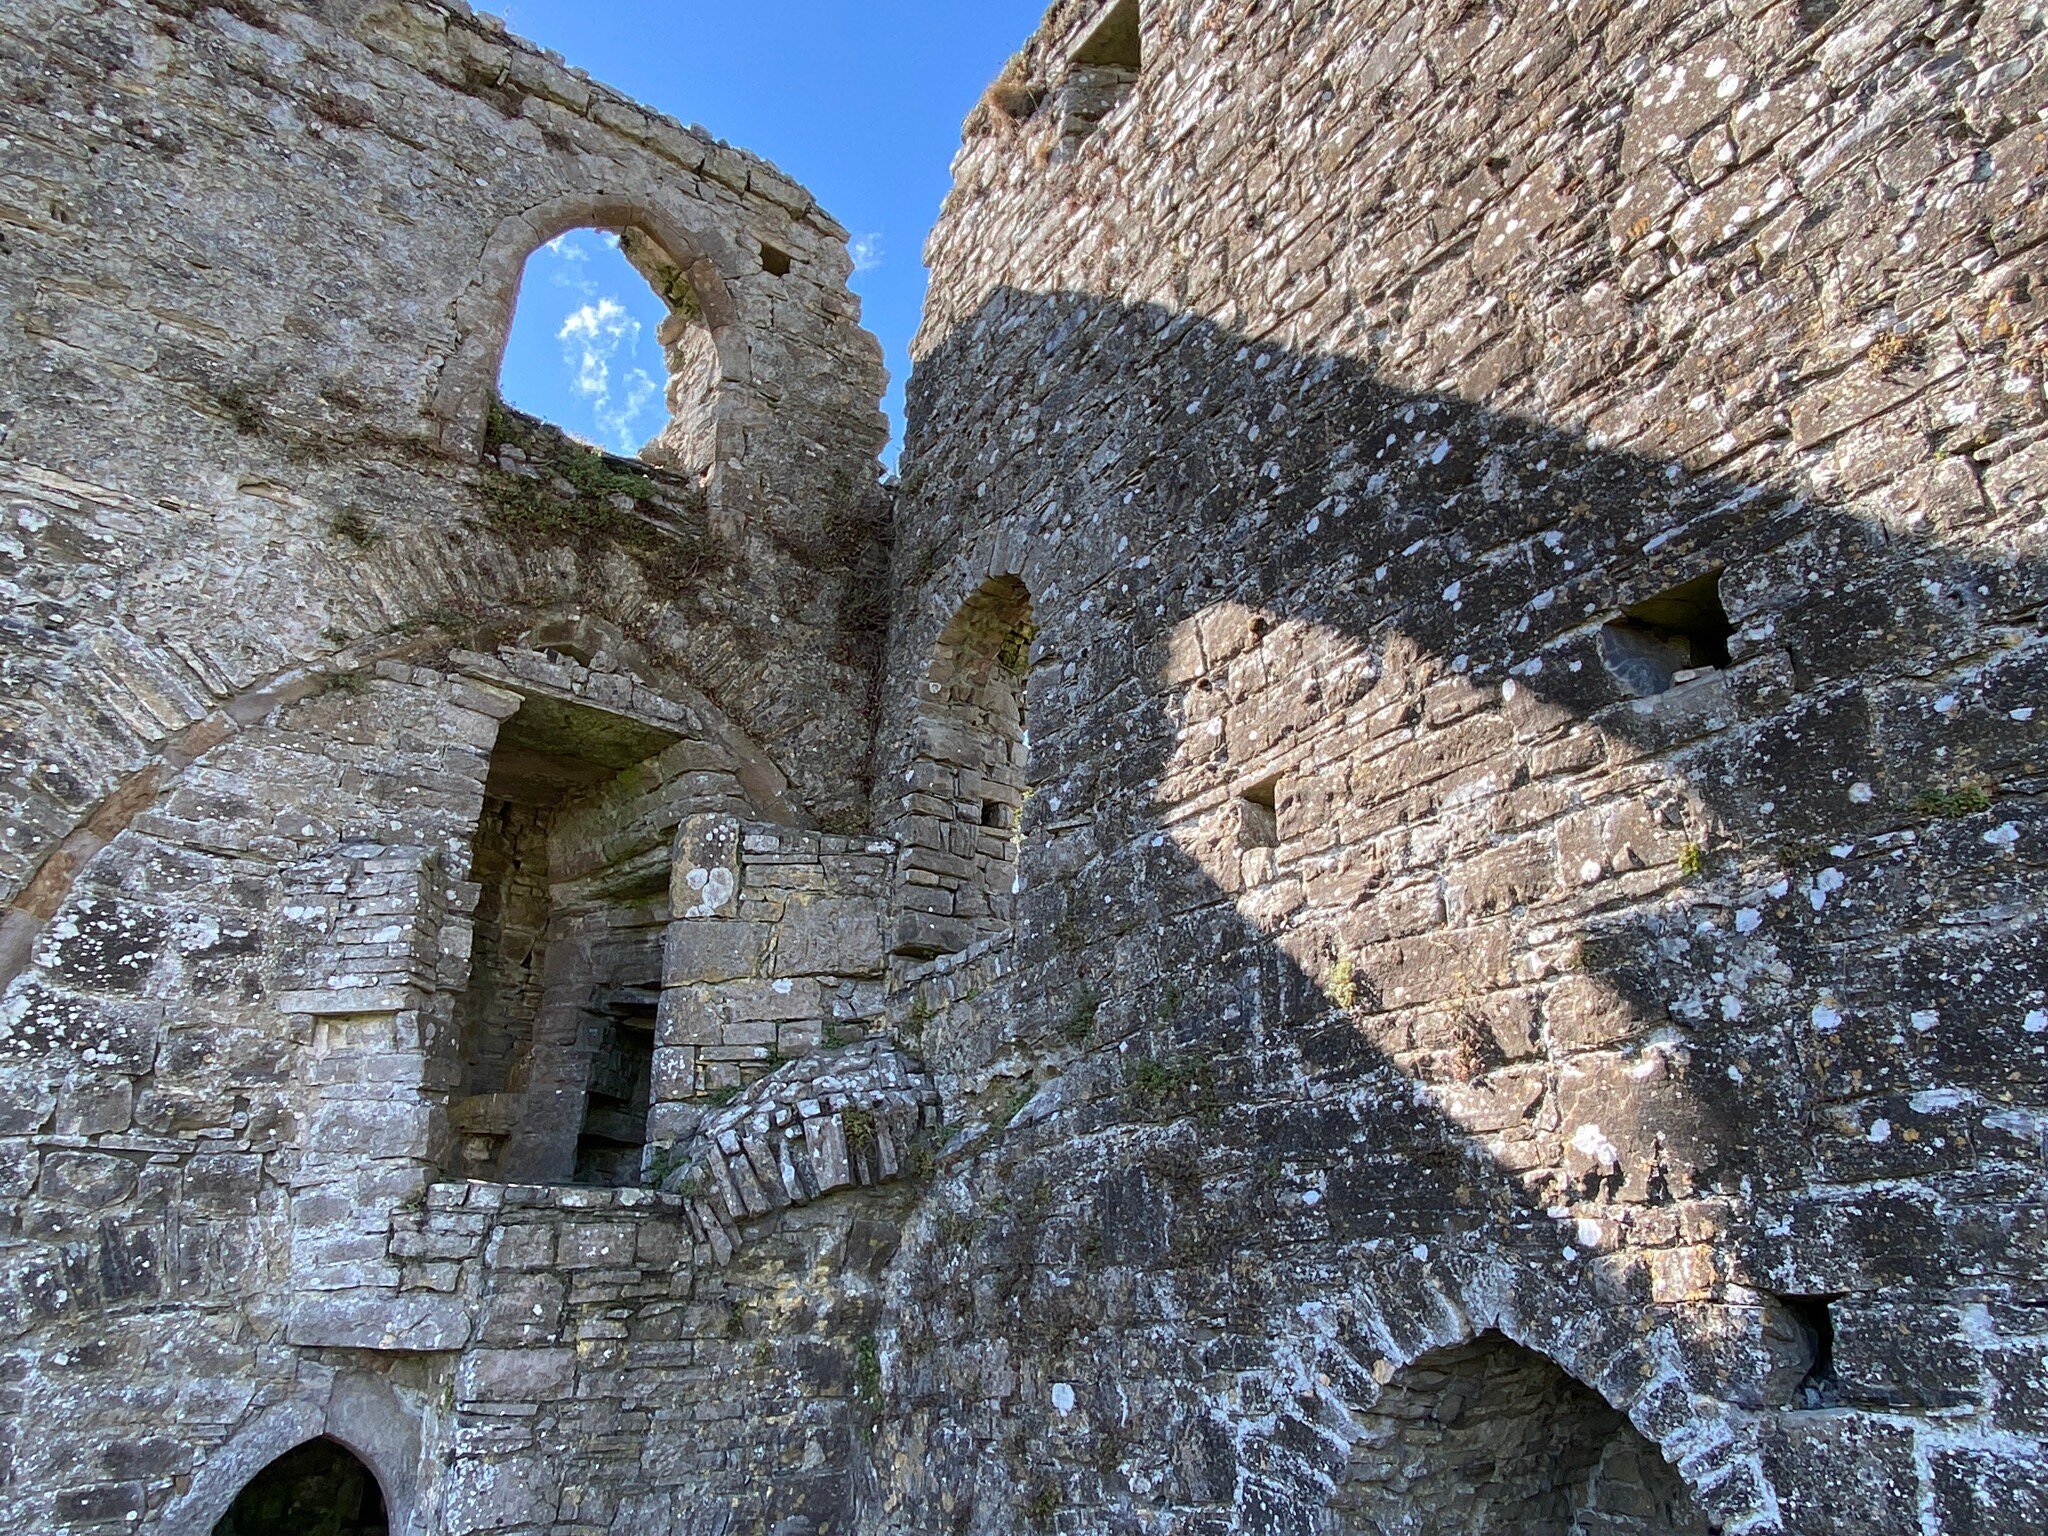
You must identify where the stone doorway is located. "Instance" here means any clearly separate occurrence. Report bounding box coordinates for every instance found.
[451,689,682,1183]
[890,573,1035,958]
[210,1438,388,1536]
[1329,1332,1713,1535]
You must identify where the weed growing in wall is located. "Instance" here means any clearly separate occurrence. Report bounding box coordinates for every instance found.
[1329,954,1359,1011]
[1062,988,1100,1045]
[327,506,381,548]
[842,1106,878,1156]
[479,400,706,588]
[854,1335,884,1404]
[1913,781,1994,819]
[1129,1054,1213,1117]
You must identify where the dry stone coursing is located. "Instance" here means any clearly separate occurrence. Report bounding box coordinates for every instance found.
[1,0,2046,1533]
[872,0,2048,1532]
[0,0,894,1529]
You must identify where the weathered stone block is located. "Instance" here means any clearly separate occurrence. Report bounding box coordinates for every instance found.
[557,1221,636,1268]
[672,815,742,919]
[457,1347,577,1404]
[444,1456,555,1535]
[483,1222,555,1271]
[773,896,886,977]
[286,1290,470,1352]
[38,1151,138,1209]
[662,919,763,985]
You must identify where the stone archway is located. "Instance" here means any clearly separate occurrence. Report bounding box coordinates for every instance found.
[157,1376,424,1536]
[1328,1331,1714,1535]
[210,1438,388,1536]
[887,573,1036,959]
[428,192,752,493]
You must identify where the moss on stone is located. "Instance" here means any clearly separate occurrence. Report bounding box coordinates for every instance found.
[479,399,706,588]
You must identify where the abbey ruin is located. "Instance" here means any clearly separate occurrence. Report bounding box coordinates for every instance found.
[1,0,2045,1530]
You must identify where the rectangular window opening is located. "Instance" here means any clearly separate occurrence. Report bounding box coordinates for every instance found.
[1057,0,1142,149]
[1072,0,1142,71]
[1599,568,1734,697]
[1239,774,1281,850]
[760,242,793,277]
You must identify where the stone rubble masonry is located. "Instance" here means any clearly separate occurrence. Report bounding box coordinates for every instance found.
[657,815,894,1113]
[1,0,2046,1533]
[875,0,2048,1532]
[0,0,895,1528]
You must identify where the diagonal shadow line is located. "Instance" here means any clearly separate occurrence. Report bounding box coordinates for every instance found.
[874,284,2048,1532]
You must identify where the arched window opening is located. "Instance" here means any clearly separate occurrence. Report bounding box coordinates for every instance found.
[453,690,684,1186]
[211,1438,387,1536]
[495,226,720,476]
[892,576,1035,959]
[1330,1333,1713,1535]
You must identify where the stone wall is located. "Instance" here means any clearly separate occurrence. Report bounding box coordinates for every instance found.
[0,3,893,1529]
[4,0,2048,1532]
[874,0,2048,1531]
[656,817,893,1117]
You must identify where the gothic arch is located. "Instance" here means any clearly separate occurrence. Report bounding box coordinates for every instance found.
[156,1375,423,1536]
[428,192,754,487]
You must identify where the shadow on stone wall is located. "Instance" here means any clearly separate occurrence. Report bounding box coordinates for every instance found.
[872,284,2046,1534]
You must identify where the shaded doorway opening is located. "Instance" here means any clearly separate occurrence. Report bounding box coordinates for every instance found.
[573,990,659,1185]
[892,575,1035,959]
[211,1438,387,1536]
[1329,1332,1714,1535]
[453,690,680,1183]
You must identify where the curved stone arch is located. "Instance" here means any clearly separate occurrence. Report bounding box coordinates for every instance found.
[0,551,812,1001]
[916,538,1055,651]
[1318,1255,1771,1533]
[428,190,756,512]
[887,569,1039,959]
[155,1375,425,1536]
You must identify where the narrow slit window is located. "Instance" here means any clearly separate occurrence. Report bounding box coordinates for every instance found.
[1773,1293,1842,1408]
[1599,568,1734,697]
[1057,0,1143,148]
[1240,775,1281,850]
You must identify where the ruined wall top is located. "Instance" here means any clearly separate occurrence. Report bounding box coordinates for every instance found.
[1,0,896,925]
[0,0,887,528]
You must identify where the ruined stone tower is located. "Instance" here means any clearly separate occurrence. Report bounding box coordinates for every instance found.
[2,0,2045,1533]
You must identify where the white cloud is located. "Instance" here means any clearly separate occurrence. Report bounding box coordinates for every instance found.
[850,233,884,273]
[559,298,660,454]
[544,231,597,296]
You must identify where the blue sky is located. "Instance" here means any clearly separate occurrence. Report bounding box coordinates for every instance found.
[490,0,1050,465]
